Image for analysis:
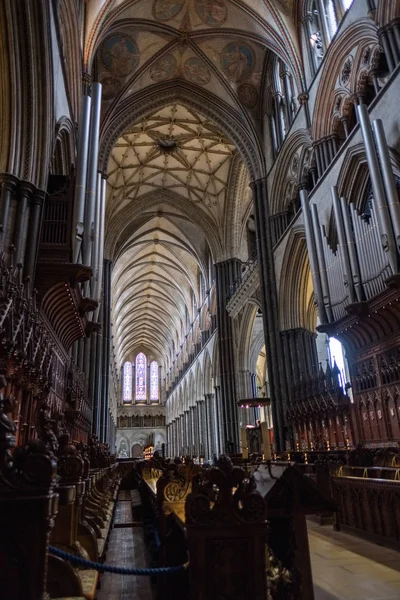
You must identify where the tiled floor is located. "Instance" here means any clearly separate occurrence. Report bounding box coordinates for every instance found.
[309,521,400,600]
[97,499,153,600]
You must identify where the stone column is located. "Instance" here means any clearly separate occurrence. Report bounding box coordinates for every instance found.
[185,410,190,455]
[189,406,197,456]
[198,398,206,457]
[251,178,287,451]
[214,386,223,457]
[14,182,34,266]
[205,393,215,458]
[211,392,220,457]
[280,328,318,394]
[215,259,242,452]
[100,259,112,442]
[24,188,46,282]
[0,175,17,250]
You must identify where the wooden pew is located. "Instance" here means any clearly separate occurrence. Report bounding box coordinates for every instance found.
[0,397,59,600]
[44,428,119,600]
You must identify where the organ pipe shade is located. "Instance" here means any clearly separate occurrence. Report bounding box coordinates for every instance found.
[83,82,102,272]
[72,94,92,262]
[372,119,400,257]
[356,104,398,273]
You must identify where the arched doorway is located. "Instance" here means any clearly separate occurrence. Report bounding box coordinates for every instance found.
[131,443,143,458]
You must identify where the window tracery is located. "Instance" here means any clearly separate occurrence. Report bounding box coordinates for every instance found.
[150,360,159,401]
[122,361,132,403]
[135,352,147,401]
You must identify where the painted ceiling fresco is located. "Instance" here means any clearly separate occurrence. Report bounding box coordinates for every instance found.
[92,0,298,114]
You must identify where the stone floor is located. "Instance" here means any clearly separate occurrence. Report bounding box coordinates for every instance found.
[97,499,153,600]
[309,521,400,600]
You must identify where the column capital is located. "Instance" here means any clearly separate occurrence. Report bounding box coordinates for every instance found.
[0,173,19,190]
[32,188,47,206]
[18,180,36,197]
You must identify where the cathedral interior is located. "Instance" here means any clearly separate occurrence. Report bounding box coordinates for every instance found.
[2,0,400,599]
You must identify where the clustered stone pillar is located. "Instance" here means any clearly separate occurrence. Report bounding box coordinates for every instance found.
[280,328,318,393]
[215,259,242,453]
[0,175,46,284]
[251,177,287,451]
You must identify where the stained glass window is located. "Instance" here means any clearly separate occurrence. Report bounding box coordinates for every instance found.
[123,361,132,403]
[150,361,159,401]
[135,352,147,401]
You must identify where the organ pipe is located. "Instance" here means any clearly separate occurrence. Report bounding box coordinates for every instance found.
[299,187,327,323]
[331,186,356,304]
[95,176,107,307]
[310,204,333,322]
[356,104,398,273]
[72,93,92,263]
[92,172,102,312]
[83,83,102,274]
[340,196,364,302]
[372,119,400,256]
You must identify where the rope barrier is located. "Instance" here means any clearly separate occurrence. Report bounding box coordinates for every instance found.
[48,546,188,575]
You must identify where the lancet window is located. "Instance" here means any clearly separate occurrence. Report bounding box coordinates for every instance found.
[150,361,159,401]
[135,352,147,401]
[122,361,132,403]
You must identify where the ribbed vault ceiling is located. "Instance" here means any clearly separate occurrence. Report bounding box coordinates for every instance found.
[107,104,236,224]
[108,103,242,368]
[97,0,280,370]
[111,208,208,368]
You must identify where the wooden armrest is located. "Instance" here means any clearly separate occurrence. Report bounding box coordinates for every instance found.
[77,569,99,600]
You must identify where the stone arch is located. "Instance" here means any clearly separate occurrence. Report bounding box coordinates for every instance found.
[57,0,81,120]
[116,435,130,456]
[224,155,251,260]
[376,1,400,28]
[270,129,314,214]
[337,143,400,210]
[204,350,213,395]
[249,328,266,378]
[209,285,217,318]
[51,117,76,176]
[279,227,316,331]
[311,19,379,141]
[105,189,223,263]
[188,371,196,408]
[235,303,259,373]
[0,0,54,190]
[195,361,203,400]
[131,443,142,458]
[99,81,265,183]
[85,3,304,93]
[154,431,166,450]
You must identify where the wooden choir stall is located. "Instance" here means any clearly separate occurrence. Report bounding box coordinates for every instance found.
[136,454,336,600]
[0,395,120,600]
